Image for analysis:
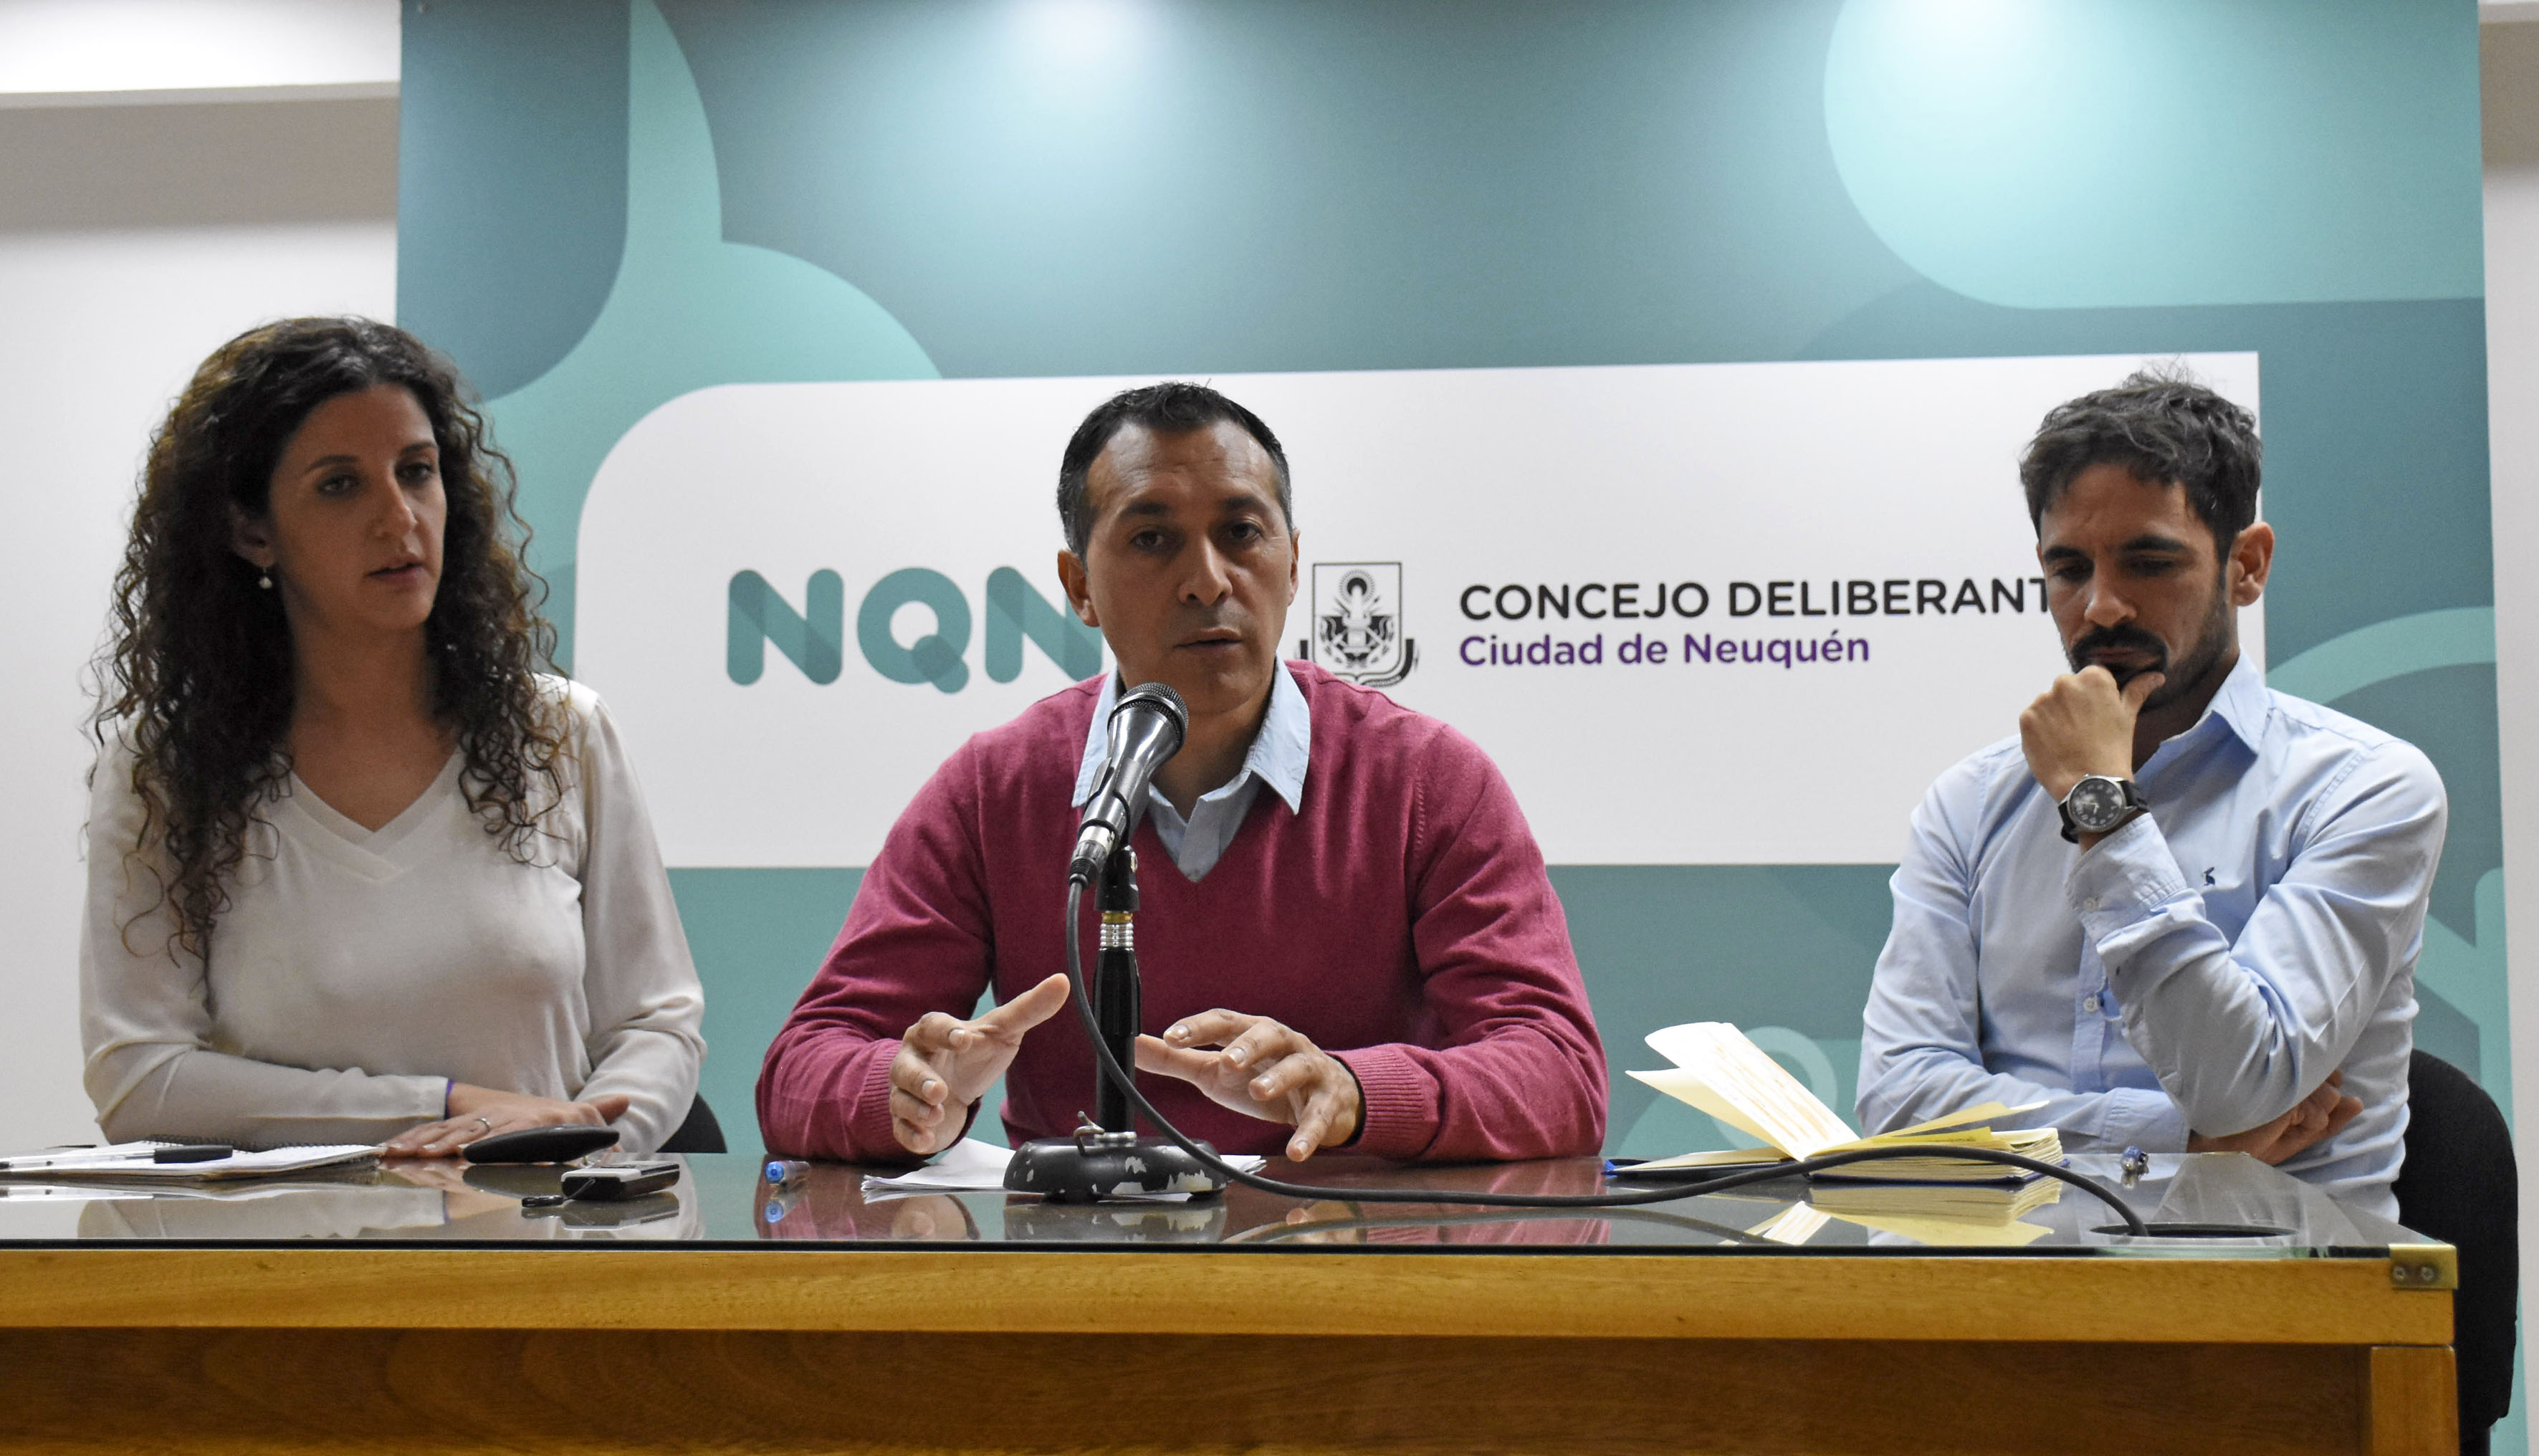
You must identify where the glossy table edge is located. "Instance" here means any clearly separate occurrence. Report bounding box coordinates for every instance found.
[0,1151,2448,1274]
[0,1244,2456,1345]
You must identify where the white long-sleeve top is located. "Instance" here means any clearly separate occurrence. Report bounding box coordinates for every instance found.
[80,679,705,1153]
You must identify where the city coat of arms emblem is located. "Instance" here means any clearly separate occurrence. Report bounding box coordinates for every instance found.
[1301,562,1416,688]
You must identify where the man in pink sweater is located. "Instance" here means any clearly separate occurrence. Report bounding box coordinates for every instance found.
[757,383,1606,1164]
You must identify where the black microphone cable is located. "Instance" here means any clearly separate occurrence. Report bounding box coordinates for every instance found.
[1055,878,2151,1236]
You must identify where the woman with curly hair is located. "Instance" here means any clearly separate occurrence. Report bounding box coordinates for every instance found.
[80,317,704,1154]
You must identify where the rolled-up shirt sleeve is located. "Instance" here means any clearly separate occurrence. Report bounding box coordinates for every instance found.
[2070,742,2446,1139]
[1857,767,2191,1154]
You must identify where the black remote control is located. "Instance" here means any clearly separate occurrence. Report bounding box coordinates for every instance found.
[462,1126,622,1164]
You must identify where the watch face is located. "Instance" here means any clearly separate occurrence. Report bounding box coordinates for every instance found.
[2069,777,2126,830]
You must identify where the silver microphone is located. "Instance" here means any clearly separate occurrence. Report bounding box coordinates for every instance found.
[1069,681,1189,883]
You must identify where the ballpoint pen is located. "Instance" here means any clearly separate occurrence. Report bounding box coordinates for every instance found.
[0,1142,158,1172]
[0,1144,231,1172]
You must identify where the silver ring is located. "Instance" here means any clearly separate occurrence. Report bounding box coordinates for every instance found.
[473,1116,492,1132]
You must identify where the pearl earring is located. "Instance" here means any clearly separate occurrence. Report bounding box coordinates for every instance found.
[257,567,273,590]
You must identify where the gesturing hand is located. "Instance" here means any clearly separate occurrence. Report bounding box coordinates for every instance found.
[385,1086,629,1157]
[2189,1071,2362,1165]
[890,973,1074,1156]
[2019,665,2163,804]
[1135,1009,1362,1162]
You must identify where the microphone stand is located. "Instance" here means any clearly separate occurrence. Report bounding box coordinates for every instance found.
[1003,846,1229,1204]
[1092,848,1140,1134]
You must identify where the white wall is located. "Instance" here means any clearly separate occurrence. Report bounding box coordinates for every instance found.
[0,0,396,105]
[0,97,397,1149]
[2490,8,2539,1290]
[2490,14,2539,1450]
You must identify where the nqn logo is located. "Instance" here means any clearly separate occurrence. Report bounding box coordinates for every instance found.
[727,568,1101,694]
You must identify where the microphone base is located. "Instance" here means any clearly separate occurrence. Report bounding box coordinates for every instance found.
[1003,1131,1228,1204]
[1000,1199,1228,1242]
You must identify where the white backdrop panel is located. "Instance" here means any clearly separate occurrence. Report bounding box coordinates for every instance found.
[577,352,2261,868]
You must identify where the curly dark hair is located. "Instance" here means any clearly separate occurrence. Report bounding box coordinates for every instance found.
[91,316,568,959]
[2019,366,2263,555]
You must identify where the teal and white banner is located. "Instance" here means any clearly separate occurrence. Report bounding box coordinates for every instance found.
[399,0,2498,1275]
[582,353,2262,866]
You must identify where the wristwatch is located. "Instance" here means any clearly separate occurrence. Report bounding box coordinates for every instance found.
[2057,775,2147,843]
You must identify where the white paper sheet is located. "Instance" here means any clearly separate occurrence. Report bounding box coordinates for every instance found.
[861,1138,1267,1199]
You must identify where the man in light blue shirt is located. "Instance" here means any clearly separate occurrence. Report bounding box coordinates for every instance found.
[1857,372,2447,1220]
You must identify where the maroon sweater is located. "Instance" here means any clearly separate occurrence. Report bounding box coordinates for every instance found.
[757,663,1607,1163]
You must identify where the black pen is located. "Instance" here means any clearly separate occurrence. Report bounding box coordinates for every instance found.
[151,1145,233,1163]
[0,1143,233,1173]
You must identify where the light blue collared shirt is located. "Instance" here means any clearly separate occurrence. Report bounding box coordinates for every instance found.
[1072,664,1312,881]
[1857,653,2447,1220]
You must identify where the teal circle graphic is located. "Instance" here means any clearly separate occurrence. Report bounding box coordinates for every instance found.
[1822,0,2480,310]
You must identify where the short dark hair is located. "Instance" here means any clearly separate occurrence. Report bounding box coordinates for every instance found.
[2019,368,2262,554]
[1056,381,1293,556]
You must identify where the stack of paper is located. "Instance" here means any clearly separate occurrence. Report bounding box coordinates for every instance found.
[1805,1178,2065,1247]
[1627,1022,2062,1184]
[862,1138,1029,1197]
[1807,1178,2065,1222]
[1743,1202,1832,1246]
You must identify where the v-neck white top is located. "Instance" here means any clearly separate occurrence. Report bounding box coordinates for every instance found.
[80,679,705,1152]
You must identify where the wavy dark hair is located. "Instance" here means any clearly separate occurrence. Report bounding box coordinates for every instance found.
[2019,365,2263,555]
[91,316,567,958]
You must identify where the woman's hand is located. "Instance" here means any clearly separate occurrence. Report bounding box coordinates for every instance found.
[383,1083,631,1157]
[376,1156,516,1220]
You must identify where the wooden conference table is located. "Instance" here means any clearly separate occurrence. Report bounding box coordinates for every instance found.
[0,1149,2457,1455]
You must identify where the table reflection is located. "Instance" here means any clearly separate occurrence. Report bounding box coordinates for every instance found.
[0,1151,2423,1252]
[757,1155,1630,1246]
[55,1157,705,1242]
